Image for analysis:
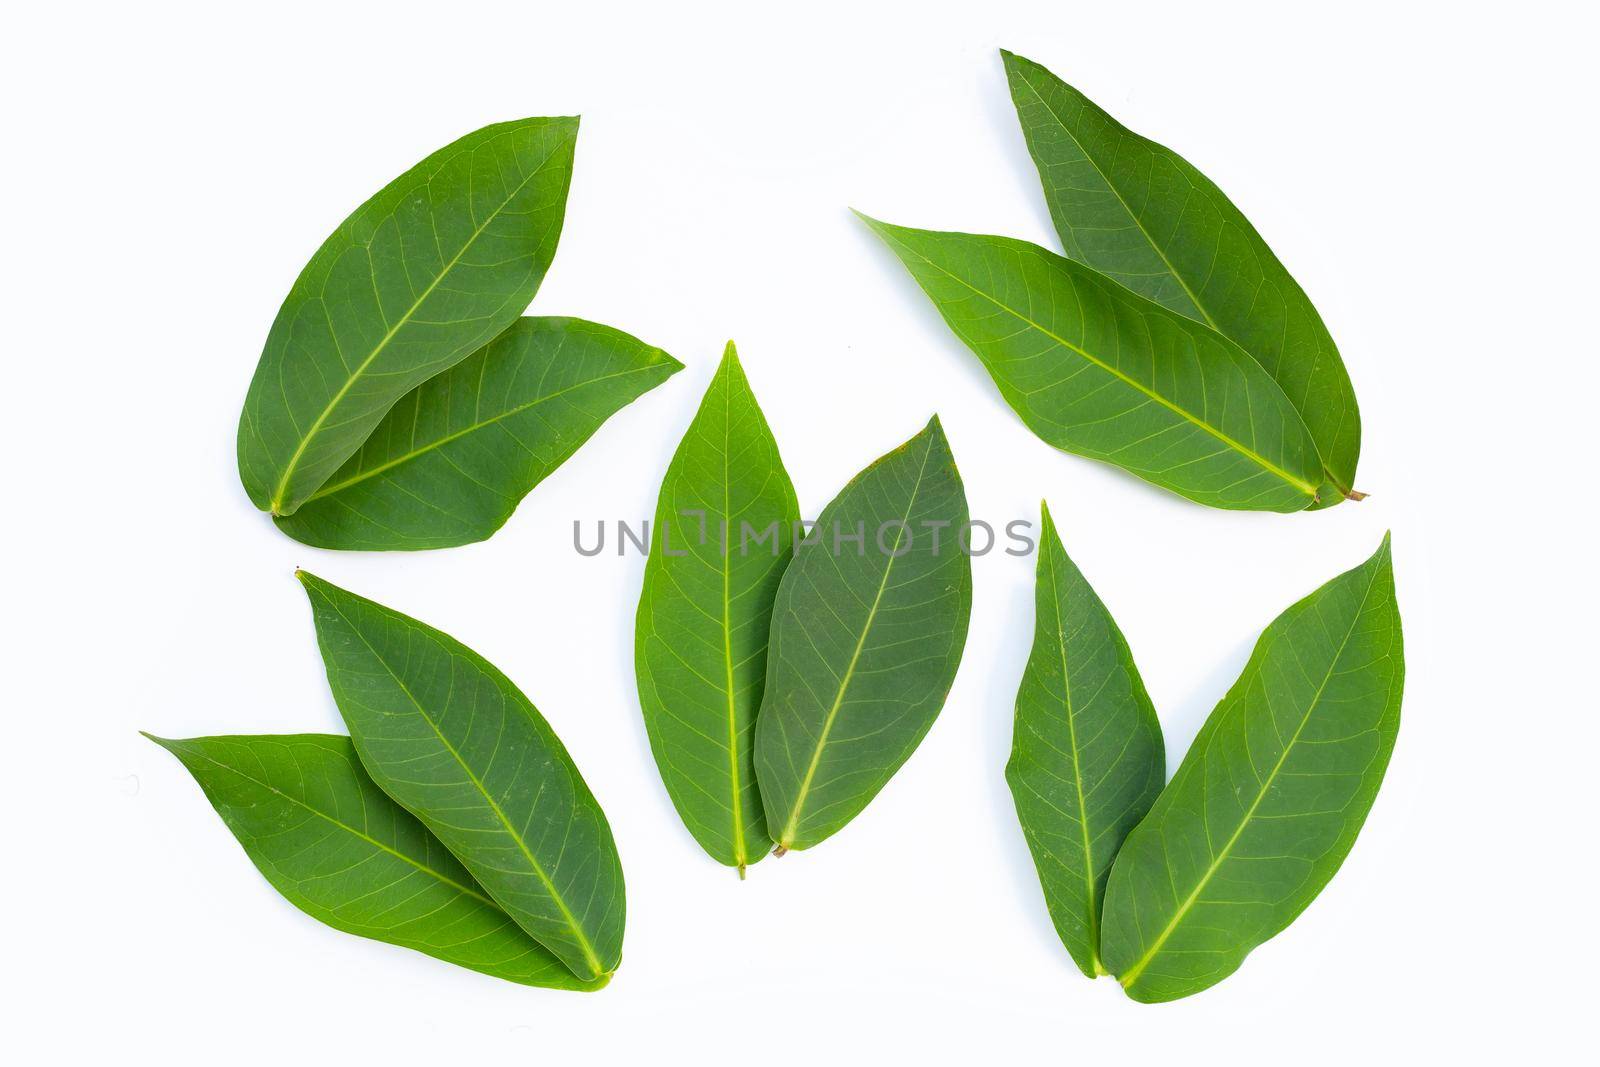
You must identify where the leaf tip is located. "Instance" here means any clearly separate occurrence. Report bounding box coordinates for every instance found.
[917,413,952,454]
[999,48,1042,80]
[852,212,926,252]
[141,730,180,755]
[849,207,887,233]
[659,350,687,374]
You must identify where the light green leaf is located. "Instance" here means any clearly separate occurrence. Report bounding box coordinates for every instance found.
[1005,502,1164,978]
[146,732,604,990]
[636,343,799,875]
[860,215,1327,512]
[298,572,624,982]
[274,317,681,550]
[755,416,972,851]
[1101,535,1403,1002]
[1002,50,1361,501]
[238,117,578,517]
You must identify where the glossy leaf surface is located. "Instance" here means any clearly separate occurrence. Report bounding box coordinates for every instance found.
[238,118,578,516]
[147,732,604,990]
[1006,503,1164,978]
[755,417,972,851]
[276,317,680,550]
[862,216,1327,511]
[1002,51,1360,499]
[636,343,798,874]
[299,572,624,981]
[1101,535,1403,1002]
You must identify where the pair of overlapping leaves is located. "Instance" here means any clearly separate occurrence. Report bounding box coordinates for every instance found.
[635,345,973,874]
[864,52,1363,512]
[236,118,681,550]
[149,575,624,989]
[1007,516,1404,1001]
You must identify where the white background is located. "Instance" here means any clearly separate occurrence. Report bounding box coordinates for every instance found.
[5,1,1594,1061]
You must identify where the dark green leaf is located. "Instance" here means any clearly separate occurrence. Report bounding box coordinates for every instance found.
[755,416,972,851]
[238,118,578,517]
[274,317,681,550]
[1005,502,1164,978]
[636,343,799,874]
[146,732,604,990]
[1101,535,1403,1002]
[861,215,1328,511]
[1002,50,1361,500]
[298,572,624,982]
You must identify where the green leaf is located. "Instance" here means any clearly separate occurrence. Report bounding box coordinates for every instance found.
[238,117,578,517]
[1001,51,1361,500]
[297,572,624,982]
[860,215,1327,512]
[146,732,604,990]
[1100,534,1403,1002]
[274,317,681,550]
[635,343,799,874]
[755,416,973,851]
[1005,502,1164,978]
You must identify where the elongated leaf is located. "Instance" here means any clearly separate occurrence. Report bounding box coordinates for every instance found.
[298,572,624,982]
[636,343,799,874]
[755,416,972,851]
[275,317,681,550]
[238,118,578,517]
[146,732,604,990]
[861,215,1328,512]
[1101,535,1403,1002]
[1005,502,1164,978]
[1002,51,1360,500]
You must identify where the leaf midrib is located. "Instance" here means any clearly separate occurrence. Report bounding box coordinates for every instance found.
[778,430,936,848]
[718,360,750,874]
[271,137,562,514]
[1117,564,1380,992]
[316,589,606,979]
[303,362,663,502]
[1011,65,1355,499]
[885,231,1318,500]
[1013,61,1219,332]
[1042,520,1105,975]
[167,739,497,908]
